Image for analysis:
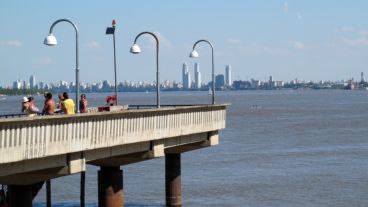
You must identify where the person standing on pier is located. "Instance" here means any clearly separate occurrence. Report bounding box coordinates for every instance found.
[21,97,29,113]
[42,92,55,115]
[62,92,75,115]
[79,94,88,113]
[26,96,39,117]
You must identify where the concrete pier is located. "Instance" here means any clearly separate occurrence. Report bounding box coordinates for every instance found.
[165,153,182,207]
[0,104,227,205]
[98,166,124,207]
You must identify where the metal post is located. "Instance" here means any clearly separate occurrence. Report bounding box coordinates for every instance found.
[192,40,215,104]
[113,31,118,105]
[165,153,182,207]
[133,32,160,108]
[211,46,215,104]
[48,19,80,112]
[98,166,124,207]
[76,29,80,113]
[156,38,160,108]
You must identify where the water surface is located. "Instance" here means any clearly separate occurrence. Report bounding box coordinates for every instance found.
[1,90,368,206]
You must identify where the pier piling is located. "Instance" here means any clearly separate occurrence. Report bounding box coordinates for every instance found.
[46,179,51,207]
[98,166,124,207]
[8,182,43,207]
[165,153,182,207]
[80,172,85,207]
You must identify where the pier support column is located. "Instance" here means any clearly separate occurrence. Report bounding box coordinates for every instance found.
[8,182,43,207]
[98,166,124,207]
[165,153,182,207]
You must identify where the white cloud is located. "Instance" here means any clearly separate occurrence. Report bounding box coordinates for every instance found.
[226,38,241,44]
[359,30,368,37]
[0,40,23,47]
[336,27,354,33]
[283,2,289,13]
[288,40,305,49]
[86,41,101,49]
[338,30,368,46]
[338,36,368,46]
[296,12,302,20]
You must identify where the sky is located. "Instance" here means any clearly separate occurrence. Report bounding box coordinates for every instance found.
[1,0,368,86]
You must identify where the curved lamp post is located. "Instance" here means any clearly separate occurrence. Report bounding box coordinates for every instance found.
[106,19,118,105]
[190,40,215,104]
[130,32,160,108]
[44,19,80,112]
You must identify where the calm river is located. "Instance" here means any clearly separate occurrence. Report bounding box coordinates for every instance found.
[1,90,368,207]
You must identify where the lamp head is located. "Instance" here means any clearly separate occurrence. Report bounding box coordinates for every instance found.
[44,34,57,46]
[130,43,141,54]
[189,50,199,58]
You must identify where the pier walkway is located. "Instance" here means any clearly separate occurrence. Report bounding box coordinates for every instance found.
[0,104,227,207]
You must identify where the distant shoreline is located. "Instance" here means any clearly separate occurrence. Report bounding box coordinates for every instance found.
[0,87,367,96]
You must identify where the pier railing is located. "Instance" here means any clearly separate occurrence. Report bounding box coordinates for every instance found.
[0,104,226,164]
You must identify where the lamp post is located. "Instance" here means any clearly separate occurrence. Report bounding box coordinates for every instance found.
[130,31,160,108]
[190,40,215,104]
[106,19,118,105]
[44,18,80,112]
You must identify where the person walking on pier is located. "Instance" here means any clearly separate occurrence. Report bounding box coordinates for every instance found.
[62,92,75,115]
[42,92,55,115]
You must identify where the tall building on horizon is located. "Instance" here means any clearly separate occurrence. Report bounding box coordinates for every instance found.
[194,62,201,89]
[182,63,191,89]
[215,74,225,89]
[225,65,232,87]
[361,72,365,83]
[12,79,22,89]
[29,75,36,89]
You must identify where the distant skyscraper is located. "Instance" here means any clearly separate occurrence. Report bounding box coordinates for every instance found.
[215,74,225,89]
[13,79,22,89]
[361,72,365,83]
[269,76,274,88]
[225,65,232,87]
[22,80,29,89]
[39,81,45,89]
[182,63,188,87]
[182,63,191,89]
[29,75,36,89]
[194,62,201,89]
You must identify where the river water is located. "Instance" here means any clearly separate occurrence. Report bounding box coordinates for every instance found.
[1,90,368,207]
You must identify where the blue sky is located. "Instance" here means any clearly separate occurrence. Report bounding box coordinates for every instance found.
[1,0,368,86]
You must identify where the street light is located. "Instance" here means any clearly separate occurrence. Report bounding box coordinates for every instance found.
[44,18,80,112]
[189,40,215,104]
[130,31,160,108]
[106,19,118,105]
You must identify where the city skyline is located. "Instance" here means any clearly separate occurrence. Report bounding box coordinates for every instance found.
[6,68,367,91]
[1,1,368,86]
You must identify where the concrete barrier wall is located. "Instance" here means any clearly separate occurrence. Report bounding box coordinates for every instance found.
[0,105,226,164]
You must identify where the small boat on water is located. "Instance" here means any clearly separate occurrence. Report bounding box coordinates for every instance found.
[208,88,212,95]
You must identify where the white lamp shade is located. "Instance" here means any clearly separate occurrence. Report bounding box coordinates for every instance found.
[44,34,57,46]
[130,43,141,54]
[189,50,199,58]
